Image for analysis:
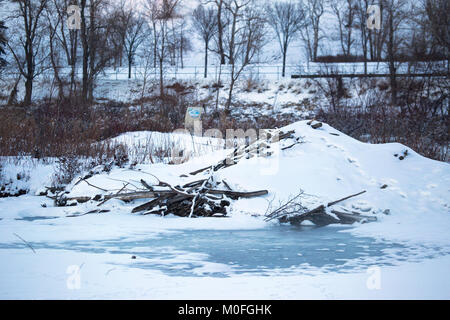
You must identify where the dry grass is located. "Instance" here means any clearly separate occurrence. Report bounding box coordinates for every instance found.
[316,77,449,162]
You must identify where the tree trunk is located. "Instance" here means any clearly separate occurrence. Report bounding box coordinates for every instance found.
[368,30,374,60]
[68,29,78,97]
[49,31,64,100]
[228,10,238,65]
[226,82,233,111]
[313,28,319,61]
[387,11,397,106]
[159,57,164,96]
[24,37,34,105]
[153,22,157,68]
[363,53,368,75]
[226,67,236,110]
[24,76,33,106]
[282,44,287,78]
[363,32,368,75]
[80,0,89,103]
[217,1,226,65]
[204,41,208,78]
[128,55,132,79]
[180,26,184,69]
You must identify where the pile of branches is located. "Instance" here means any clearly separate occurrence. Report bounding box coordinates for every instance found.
[131,173,267,217]
[49,128,300,218]
[50,174,268,218]
[128,129,300,217]
[265,190,377,226]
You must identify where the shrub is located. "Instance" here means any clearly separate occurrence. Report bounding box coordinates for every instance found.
[53,154,83,187]
[315,76,449,162]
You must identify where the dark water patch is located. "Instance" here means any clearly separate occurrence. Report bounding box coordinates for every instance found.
[15,216,59,222]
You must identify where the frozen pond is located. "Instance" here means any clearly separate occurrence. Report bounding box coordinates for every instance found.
[1,222,426,277]
[103,226,408,276]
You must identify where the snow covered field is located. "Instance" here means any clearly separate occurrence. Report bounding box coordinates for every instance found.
[0,121,449,299]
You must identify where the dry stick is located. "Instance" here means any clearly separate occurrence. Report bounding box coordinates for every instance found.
[188,130,295,176]
[132,194,173,213]
[281,141,301,151]
[13,233,36,254]
[143,172,166,186]
[189,166,214,218]
[140,179,154,191]
[78,178,109,192]
[207,189,268,198]
[271,190,367,224]
[66,209,110,218]
[264,192,305,221]
[222,179,232,191]
[330,210,377,223]
[70,188,268,205]
[182,179,207,189]
[326,190,366,207]
[106,177,141,190]
[97,183,129,207]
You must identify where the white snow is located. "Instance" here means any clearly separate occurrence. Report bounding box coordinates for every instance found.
[0,120,449,299]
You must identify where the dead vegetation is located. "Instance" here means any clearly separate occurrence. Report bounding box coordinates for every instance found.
[49,129,298,218]
[265,190,377,226]
[315,76,449,162]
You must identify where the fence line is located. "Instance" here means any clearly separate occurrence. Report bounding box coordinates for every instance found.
[2,61,447,82]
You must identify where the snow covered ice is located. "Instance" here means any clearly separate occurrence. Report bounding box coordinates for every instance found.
[0,121,449,299]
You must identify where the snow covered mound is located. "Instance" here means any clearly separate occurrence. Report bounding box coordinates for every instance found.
[217,121,450,216]
[64,120,449,244]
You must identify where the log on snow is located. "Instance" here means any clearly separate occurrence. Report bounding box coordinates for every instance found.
[331,210,377,224]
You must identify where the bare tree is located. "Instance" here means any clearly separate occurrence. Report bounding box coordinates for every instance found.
[178,21,192,69]
[136,37,155,99]
[145,0,181,97]
[331,0,356,57]
[206,0,227,65]
[300,0,324,62]
[423,0,449,72]
[265,1,305,77]
[49,0,79,97]
[45,2,64,100]
[222,1,266,109]
[7,0,49,105]
[192,5,217,78]
[108,4,127,70]
[166,8,191,69]
[118,5,147,79]
[355,0,370,74]
[223,0,252,66]
[406,2,435,64]
[79,0,119,102]
[368,0,386,61]
[384,0,408,105]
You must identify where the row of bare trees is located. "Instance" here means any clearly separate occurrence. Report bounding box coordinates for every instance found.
[3,0,186,104]
[1,0,448,106]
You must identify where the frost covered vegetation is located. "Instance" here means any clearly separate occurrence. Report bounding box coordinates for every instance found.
[0,75,447,164]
